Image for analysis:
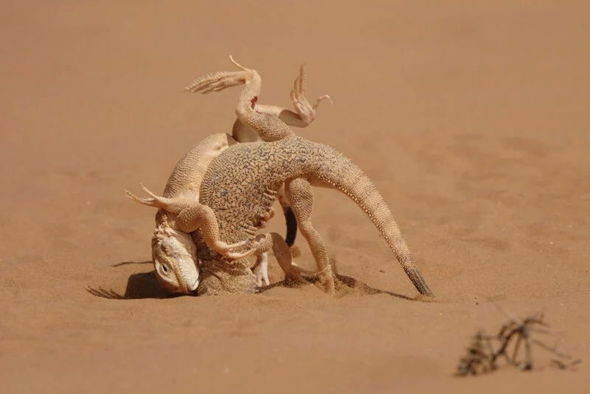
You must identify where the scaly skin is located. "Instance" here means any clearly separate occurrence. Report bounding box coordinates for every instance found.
[197,135,434,297]
[126,133,245,294]
[149,57,432,297]
[127,58,329,294]
[199,58,330,287]
[185,58,433,297]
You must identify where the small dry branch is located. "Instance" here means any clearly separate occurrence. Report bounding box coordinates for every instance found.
[456,313,580,376]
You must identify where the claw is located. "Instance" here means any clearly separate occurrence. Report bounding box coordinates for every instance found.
[125,185,186,214]
[140,184,159,200]
[292,65,305,99]
[289,65,328,125]
[297,64,305,93]
[185,71,225,93]
[216,238,259,260]
[184,61,256,94]
[184,55,254,93]
[125,186,161,208]
[201,82,227,94]
[254,255,270,287]
[186,74,233,94]
[314,94,333,109]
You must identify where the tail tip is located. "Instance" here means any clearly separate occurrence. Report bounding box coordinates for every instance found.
[406,267,435,298]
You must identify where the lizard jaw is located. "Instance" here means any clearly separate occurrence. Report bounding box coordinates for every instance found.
[188,276,199,292]
[152,225,200,295]
[175,253,200,294]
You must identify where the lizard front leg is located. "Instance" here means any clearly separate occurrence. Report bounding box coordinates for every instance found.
[287,64,332,127]
[126,186,252,259]
[251,253,270,287]
[253,64,331,128]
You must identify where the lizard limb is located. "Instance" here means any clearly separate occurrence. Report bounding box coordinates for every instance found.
[126,186,252,260]
[287,64,332,126]
[231,64,331,142]
[251,65,331,128]
[245,232,313,283]
[187,56,331,142]
[252,253,270,287]
[285,177,336,293]
[184,56,255,94]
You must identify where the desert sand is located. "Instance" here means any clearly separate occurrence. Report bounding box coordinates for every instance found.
[1,1,589,393]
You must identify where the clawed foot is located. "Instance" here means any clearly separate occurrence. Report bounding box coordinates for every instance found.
[125,185,189,213]
[318,275,336,294]
[290,65,332,125]
[253,254,270,287]
[225,250,255,260]
[277,263,314,288]
[185,56,259,94]
[219,233,270,261]
[311,265,336,294]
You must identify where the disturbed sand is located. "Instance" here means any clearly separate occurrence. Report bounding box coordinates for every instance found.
[1,1,589,392]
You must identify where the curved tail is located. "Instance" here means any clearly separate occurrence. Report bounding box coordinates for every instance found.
[317,154,434,296]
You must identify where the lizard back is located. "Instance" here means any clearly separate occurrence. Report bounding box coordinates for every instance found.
[199,136,332,243]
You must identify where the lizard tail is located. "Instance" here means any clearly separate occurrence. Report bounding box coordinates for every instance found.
[317,155,434,297]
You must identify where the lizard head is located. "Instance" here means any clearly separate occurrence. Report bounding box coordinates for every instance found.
[151,224,200,294]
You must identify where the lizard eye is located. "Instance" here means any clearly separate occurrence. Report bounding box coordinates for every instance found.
[156,260,170,277]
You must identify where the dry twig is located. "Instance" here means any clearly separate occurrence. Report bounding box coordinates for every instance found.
[456,313,580,376]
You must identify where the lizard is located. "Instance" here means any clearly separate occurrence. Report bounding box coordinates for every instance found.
[193,57,331,285]
[148,59,435,297]
[126,57,330,293]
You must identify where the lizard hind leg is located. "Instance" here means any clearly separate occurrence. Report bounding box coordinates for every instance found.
[247,232,313,285]
[285,178,337,294]
[126,186,248,256]
[185,56,257,94]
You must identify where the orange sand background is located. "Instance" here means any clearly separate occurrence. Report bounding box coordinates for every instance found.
[1,1,589,392]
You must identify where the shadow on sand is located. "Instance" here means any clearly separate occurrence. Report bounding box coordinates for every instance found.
[87,261,424,302]
[86,260,171,300]
[258,274,416,301]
